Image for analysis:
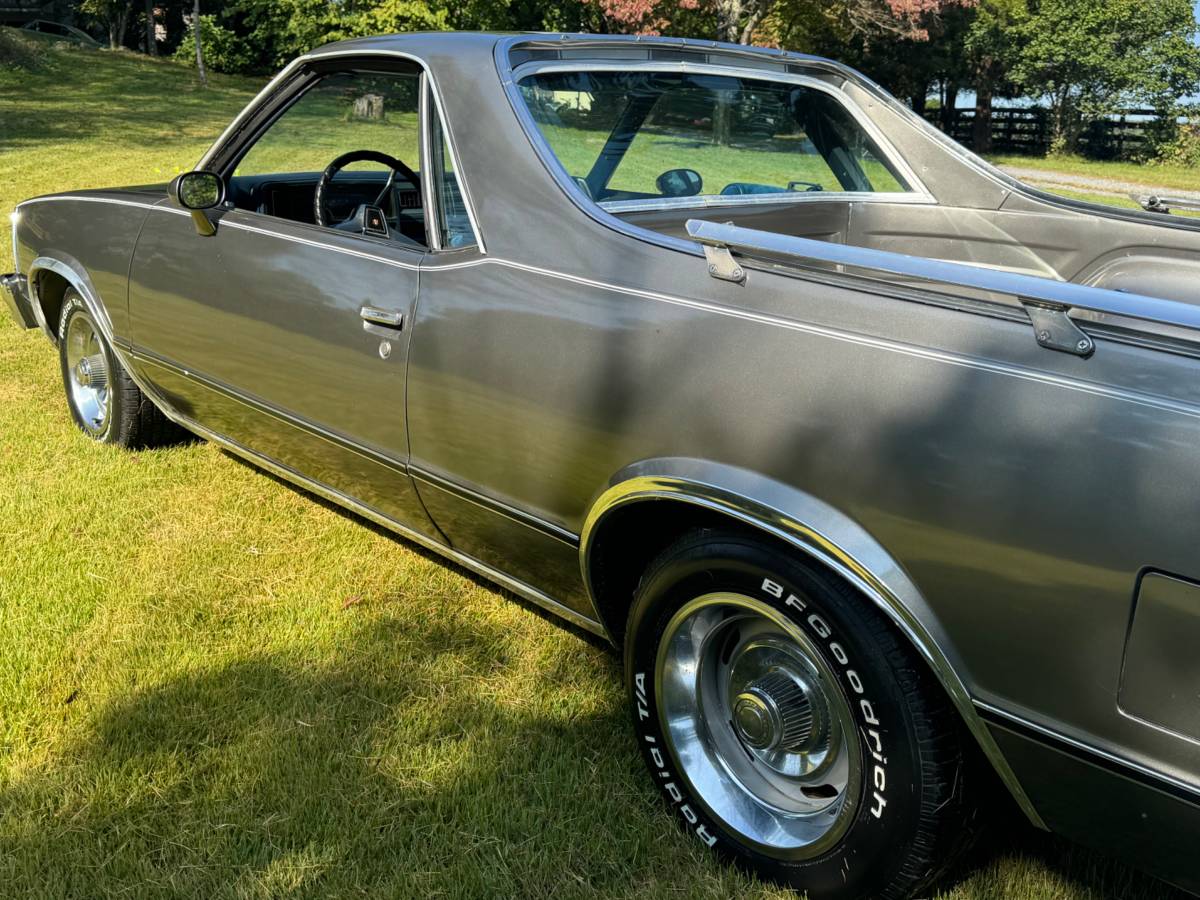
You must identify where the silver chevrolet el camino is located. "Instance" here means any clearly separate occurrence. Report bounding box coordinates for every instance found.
[5,31,1200,899]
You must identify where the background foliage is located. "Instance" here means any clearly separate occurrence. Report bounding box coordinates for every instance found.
[11,0,1197,161]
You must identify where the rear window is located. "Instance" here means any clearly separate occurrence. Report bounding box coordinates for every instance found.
[517,70,910,209]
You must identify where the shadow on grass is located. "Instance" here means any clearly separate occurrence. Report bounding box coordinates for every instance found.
[0,40,258,153]
[218,449,613,653]
[2,611,1184,898]
[939,805,1191,900]
[0,615,665,897]
[1,438,1184,898]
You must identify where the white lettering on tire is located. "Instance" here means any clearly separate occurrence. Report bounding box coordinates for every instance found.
[635,680,718,847]
[761,576,889,820]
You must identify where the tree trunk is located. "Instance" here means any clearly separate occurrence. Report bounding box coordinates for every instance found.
[353,94,385,120]
[1051,90,1075,154]
[193,0,207,87]
[115,1,132,49]
[911,91,927,117]
[940,81,959,133]
[713,90,734,146]
[144,0,156,55]
[972,83,993,154]
[716,13,737,44]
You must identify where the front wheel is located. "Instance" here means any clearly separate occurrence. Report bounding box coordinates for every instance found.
[625,529,978,900]
[58,290,185,448]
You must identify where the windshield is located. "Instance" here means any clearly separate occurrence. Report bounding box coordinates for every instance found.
[518,70,911,209]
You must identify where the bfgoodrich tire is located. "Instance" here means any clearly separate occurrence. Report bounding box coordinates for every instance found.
[58,290,185,448]
[625,529,978,900]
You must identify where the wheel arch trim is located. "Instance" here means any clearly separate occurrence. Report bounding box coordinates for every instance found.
[24,255,185,432]
[579,457,1047,830]
[27,254,113,343]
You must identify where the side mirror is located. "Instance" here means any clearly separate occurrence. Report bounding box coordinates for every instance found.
[168,171,225,236]
[656,168,703,198]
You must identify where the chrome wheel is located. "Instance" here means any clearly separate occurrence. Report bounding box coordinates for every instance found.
[656,592,860,859]
[64,313,111,435]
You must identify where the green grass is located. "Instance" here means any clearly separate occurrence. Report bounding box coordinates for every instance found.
[986,152,1200,193]
[0,34,260,276]
[0,32,1188,899]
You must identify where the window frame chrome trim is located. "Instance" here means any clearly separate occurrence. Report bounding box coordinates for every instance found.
[418,73,444,252]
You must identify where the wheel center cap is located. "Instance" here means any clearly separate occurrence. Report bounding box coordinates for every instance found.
[733,694,775,749]
[732,669,816,753]
[73,354,107,390]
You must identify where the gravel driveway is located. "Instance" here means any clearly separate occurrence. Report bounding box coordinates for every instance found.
[996,164,1200,202]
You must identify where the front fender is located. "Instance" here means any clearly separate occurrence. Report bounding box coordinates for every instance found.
[580,456,1046,829]
[27,254,112,341]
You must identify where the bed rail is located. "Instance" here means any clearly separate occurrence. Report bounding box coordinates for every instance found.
[686,218,1200,357]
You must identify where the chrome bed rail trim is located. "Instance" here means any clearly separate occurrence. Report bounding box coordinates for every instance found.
[687,219,1200,335]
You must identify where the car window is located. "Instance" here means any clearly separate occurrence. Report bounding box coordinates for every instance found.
[518,70,909,208]
[236,71,421,178]
[427,97,476,249]
[228,69,428,246]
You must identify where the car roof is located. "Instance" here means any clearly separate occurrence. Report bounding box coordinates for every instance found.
[306,30,838,71]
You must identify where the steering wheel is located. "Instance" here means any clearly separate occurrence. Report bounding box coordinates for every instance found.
[313,149,421,228]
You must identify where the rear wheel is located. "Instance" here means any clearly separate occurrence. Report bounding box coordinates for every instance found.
[625,529,978,900]
[58,290,185,448]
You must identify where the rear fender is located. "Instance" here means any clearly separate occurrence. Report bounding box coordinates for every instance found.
[580,456,1046,829]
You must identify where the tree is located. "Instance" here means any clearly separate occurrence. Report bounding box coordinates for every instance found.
[175,14,256,72]
[80,0,134,49]
[144,0,156,55]
[192,0,207,85]
[764,0,976,118]
[961,0,1024,151]
[713,0,772,43]
[1010,0,1200,152]
[582,0,704,37]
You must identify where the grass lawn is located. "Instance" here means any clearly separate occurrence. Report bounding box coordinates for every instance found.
[0,31,1187,899]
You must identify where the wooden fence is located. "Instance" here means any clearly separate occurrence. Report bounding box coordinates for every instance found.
[923,106,1166,158]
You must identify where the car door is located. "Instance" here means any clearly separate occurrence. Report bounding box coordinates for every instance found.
[127,62,441,540]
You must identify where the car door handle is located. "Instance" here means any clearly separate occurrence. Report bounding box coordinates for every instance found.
[359,305,404,330]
